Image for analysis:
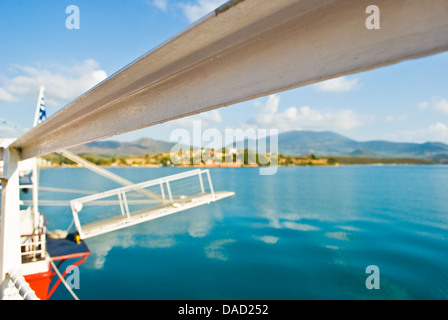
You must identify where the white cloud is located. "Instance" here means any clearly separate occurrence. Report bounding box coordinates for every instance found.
[429,122,448,132]
[198,109,222,123]
[417,101,429,110]
[427,122,448,143]
[150,0,228,22]
[152,0,168,11]
[315,76,359,92]
[250,94,361,132]
[399,122,448,143]
[0,117,29,138]
[418,98,448,114]
[0,59,107,106]
[0,87,17,102]
[180,0,227,22]
[0,125,23,138]
[434,99,448,114]
[385,114,408,122]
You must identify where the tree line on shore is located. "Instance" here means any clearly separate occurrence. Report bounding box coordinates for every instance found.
[41,148,434,168]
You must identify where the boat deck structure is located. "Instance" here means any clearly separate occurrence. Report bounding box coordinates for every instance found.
[2,0,448,300]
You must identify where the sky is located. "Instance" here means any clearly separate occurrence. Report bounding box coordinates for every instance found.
[1,0,448,146]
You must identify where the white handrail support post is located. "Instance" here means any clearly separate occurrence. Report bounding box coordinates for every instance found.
[160,182,166,203]
[206,170,215,199]
[71,202,84,239]
[122,192,130,219]
[199,172,205,194]
[0,148,22,299]
[118,192,125,216]
[166,181,173,203]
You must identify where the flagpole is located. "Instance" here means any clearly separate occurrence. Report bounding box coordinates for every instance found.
[32,86,44,232]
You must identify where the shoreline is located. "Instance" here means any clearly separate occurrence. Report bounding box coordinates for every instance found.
[39,162,440,169]
[40,152,438,169]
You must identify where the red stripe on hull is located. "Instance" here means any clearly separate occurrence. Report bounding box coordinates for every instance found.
[24,265,52,300]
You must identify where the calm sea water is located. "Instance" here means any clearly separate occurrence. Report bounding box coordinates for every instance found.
[38,166,448,300]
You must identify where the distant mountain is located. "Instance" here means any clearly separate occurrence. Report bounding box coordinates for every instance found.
[275,130,358,156]
[70,131,448,163]
[230,130,448,162]
[70,138,176,157]
[269,130,448,161]
[347,149,380,158]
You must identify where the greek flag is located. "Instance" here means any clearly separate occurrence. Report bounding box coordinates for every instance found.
[37,95,46,124]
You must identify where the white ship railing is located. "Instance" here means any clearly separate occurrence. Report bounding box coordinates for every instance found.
[71,169,214,205]
[20,233,46,262]
[69,169,228,239]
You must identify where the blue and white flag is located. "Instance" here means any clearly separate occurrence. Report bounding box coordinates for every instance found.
[37,95,46,124]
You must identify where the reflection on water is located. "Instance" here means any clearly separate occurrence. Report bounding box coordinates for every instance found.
[84,204,224,270]
[39,166,448,299]
[204,239,236,261]
[283,221,320,231]
[252,235,279,244]
[324,231,349,241]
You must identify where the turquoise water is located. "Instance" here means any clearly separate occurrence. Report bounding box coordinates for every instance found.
[38,166,448,300]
